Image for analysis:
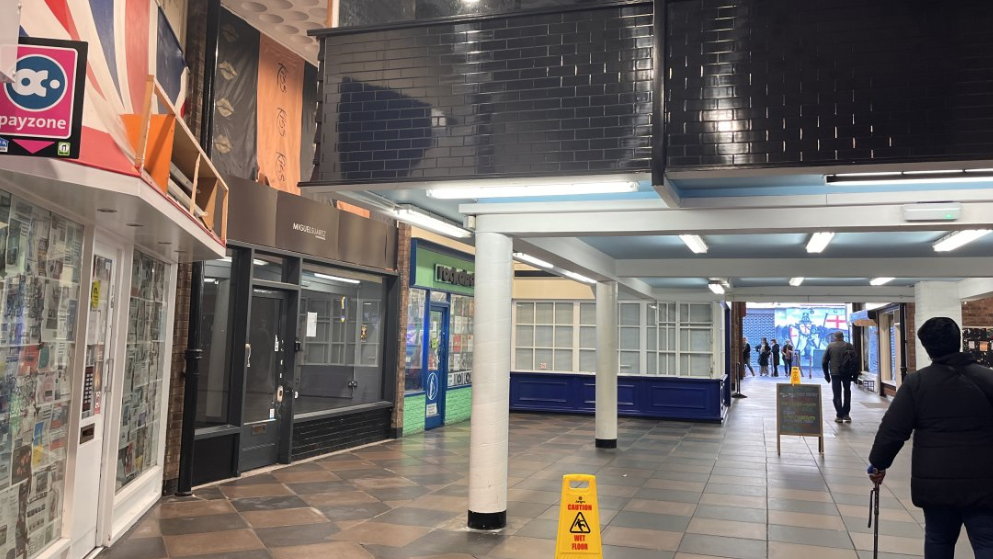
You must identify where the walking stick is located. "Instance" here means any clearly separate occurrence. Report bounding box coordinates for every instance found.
[868,473,881,559]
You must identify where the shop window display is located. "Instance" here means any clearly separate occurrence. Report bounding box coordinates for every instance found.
[404,289,426,392]
[197,257,234,426]
[447,295,473,385]
[116,251,167,491]
[0,192,83,558]
[296,264,387,415]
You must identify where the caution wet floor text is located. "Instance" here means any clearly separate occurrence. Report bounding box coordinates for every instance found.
[555,474,603,558]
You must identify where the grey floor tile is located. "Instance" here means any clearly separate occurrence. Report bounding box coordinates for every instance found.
[609,510,692,532]
[768,524,855,549]
[678,533,767,559]
[693,504,767,524]
[254,522,340,548]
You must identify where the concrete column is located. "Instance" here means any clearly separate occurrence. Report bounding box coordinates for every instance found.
[467,232,513,530]
[595,281,619,448]
[914,281,963,370]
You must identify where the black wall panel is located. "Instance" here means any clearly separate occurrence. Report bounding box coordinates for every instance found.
[291,408,392,461]
[666,0,993,169]
[314,3,654,184]
[340,0,622,28]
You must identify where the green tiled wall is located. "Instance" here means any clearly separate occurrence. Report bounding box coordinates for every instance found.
[403,394,426,436]
[444,387,472,425]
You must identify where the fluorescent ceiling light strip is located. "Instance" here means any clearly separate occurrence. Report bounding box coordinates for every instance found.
[314,273,361,284]
[563,270,596,284]
[394,207,471,238]
[933,229,993,252]
[806,232,835,253]
[679,234,708,254]
[513,252,553,269]
[834,172,902,177]
[789,277,804,286]
[870,277,895,286]
[426,182,638,199]
[827,170,993,186]
[707,282,725,295]
[902,170,961,175]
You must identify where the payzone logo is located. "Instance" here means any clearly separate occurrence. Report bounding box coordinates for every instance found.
[5,55,68,112]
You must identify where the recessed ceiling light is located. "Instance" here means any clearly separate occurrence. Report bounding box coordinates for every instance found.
[870,277,895,286]
[126,223,143,227]
[707,282,725,295]
[789,277,804,286]
[563,270,596,284]
[253,259,268,266]
[426,181,637,200]
[394,207,471,239]
[97,208,117,213]
[679,234,708,254]
[806,232,835,253]
[314,273,360,284]
[933,230,993,252]
[513,252,553,269]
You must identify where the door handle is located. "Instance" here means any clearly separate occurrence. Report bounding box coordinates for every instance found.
[245,343,252,367]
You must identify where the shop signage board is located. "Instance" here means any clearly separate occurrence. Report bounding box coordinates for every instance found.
[0,37,87,159]
[776,383,824,455]
[411,241,475,296]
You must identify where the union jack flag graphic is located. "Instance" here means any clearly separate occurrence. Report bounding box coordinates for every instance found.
[18,0,189,175]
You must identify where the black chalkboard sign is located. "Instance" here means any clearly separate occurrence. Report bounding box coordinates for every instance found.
[776,384,824,454]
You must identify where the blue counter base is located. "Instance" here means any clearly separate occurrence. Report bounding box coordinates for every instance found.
[510,372,727,422]
[468,510,506,530]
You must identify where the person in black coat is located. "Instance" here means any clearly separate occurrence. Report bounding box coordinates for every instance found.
[868,317,993,558]
[771,339,781,377]
[741,337,755,376]
[758,338,771,376]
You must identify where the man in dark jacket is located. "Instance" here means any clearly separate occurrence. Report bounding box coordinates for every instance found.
[771,339,781,376]
[741,337,755,376]
[822,331,855,422]
[868,317,993,559]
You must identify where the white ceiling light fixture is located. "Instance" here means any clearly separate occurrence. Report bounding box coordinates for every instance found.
[563,270,597,284]
[707,281,726,295]
[394,206,472,239]
[932,229,993,252]
[513,252,553,269]
[826,169,993,186]
[679,234,708,254]
[426,181,638,200]
[314,273,361,284]
[806,232,835,253]
[789,277,804,286]
[870,277,895,286]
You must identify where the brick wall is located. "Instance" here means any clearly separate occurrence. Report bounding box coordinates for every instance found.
[392,223,412,434]
[164,265,191,492]
[314,2,654,184]
[666,0,993,169]
[962,296,993,328]
[444,387,472,425]
[161,1,210,494]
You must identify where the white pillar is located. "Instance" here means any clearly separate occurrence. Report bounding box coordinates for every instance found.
[467,232,513,530]
[595,281,619,448]
[914,281,963,370]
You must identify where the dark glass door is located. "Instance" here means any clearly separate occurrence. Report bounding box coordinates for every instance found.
[240,288,289,470]
[425,305,449,430]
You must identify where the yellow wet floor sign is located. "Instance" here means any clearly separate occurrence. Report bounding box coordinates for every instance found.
[790,366,802,385]
[555,474,603,558]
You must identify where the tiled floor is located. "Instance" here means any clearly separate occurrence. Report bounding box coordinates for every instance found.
[103,377,977,559]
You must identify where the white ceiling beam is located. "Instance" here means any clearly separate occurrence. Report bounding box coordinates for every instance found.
[959,278,993,301]
[513,237,656,300]
[303,172,651,193]
[616,258,993,279]
[473,203,993,237]
[461,188,993,214]
[654,176,682,208]
[728,286,916,303]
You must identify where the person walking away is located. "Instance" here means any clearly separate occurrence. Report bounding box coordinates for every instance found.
[741,337,755,376]
[823,331,858,422]
[867,317,993,559]
[772,339,781,377]
[783,340,795,377]
[759,338,771,376]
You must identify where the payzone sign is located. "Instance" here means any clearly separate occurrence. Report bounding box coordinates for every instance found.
[0,38,87,159]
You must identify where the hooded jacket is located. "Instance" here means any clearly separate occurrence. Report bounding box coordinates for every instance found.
[868,352,993,509]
